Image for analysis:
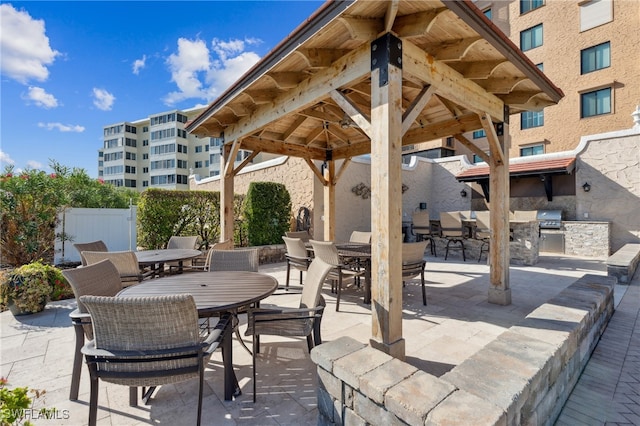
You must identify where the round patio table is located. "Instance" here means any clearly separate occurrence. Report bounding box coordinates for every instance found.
[118,271,278,400]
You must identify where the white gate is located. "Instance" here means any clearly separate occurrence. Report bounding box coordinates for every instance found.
[54,207,137,264]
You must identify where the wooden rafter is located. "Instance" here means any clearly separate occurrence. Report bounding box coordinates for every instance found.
[401,85,435,136]
[481,113,505,166]
[392,8,447,37]
[454,133,490,163]
[330,90,372,138]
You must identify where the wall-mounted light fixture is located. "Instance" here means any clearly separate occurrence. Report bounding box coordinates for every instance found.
[460,189,468,197]
[582,182,591,192]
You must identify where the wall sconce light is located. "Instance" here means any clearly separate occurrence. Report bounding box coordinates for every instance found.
[460,189,468,197]
[582,182,591,192]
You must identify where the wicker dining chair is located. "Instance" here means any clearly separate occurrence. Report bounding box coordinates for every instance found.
[191,240,233,271]
[411,211,437,256]
[81,250,150,285]
[73,240,108,266]
[80,294,230,426]
[208,248,259,354]
[474,210,491,263]
[285,230,312,243]
[440,211,467,261]
[167,235,199,272]
[245,257,333,401]
[349,231,372,243]
[309,240,364,311]
[402,241,429,305]
[282,236,312,289]
[61,259,123,401]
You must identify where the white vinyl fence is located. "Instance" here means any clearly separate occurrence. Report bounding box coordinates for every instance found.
[54,207,137,264]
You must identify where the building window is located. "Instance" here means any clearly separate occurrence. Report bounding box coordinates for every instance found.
[520,0,544,14]
[580,0,613,32]
[581,42,610,74]
[445,137,454,147]
[521,110,544,129]
[520,144,544,156]
[536,63,544,71]
[581,87,611,118]
[520,24,543,52]
[472,130,486,139]
[194,161,203,168]
[472,154,482,163]
[195,145,203,153]
[483,8,492,20]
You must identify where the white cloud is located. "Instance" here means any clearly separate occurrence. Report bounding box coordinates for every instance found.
[25,86,59,108]
[92,88,115,111]
[26,160,43,170]
[38,122,85,133]
[0,4,60,84]
[132,55,146,75]
[0,150,15,167]
[163,37,262,106]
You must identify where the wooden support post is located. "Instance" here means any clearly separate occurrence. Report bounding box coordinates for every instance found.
[323,160,336,242]
[369,33,405,360]
[220,144,235,246]
[482,111,511,305]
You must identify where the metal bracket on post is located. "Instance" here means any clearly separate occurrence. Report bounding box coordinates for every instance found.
[371,33,402,87]
[494,122,504,136]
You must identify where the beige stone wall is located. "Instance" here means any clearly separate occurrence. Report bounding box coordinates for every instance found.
[576,129,640,252]
[189,156,316,233]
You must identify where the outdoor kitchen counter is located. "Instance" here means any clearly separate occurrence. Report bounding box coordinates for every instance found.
[509,220,540,266]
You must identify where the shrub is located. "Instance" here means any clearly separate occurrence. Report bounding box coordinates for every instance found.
[0,261,72,314]
[244,182,291,246]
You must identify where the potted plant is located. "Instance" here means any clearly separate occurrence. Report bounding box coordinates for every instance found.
[0,261,70,316]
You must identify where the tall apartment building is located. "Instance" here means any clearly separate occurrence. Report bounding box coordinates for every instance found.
[404,0,639,162]
[98,106,255,191]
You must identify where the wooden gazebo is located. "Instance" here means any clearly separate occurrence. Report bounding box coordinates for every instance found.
[187,0,563,359]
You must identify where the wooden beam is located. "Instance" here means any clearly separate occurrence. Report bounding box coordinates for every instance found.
[231,150,259,177]
[241,136,326,160]
[431,37,482,61]
[282,115,308,141]
[403,39,504,122]
[266,71,305,89]
[451,60,507,80]
[401,85,435,136]
[384,0,399,33]
[223,43,370,143]
[323,160,336,241]
[481,113,505,166]
[401,113,482,146]
[224,139,241,178]
[329,90,372,138]
[454,133,490,163]
[295,48,351,68]
[220,149,234,245]
[305,158,328,185]
[392,8,447,37]
[481,76,528,94]
[369,33,405,360]
[338,17,383,40]
[334,158,352,183]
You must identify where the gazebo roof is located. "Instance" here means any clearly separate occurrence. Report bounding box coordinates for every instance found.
[186,0,563,161]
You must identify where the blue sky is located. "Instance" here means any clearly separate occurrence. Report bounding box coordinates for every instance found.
[0,1,323,177]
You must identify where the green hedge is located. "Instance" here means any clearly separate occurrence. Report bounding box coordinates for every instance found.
[244,182,291,246]
[136,185,290,249]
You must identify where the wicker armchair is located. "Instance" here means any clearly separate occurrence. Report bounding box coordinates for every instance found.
[80,294,230,426]
[440,211,467,261]
[282,236,312,289]
[349,231,371,243]
[402,241,429,305]
[309,240,364,311]
[245,257,333,401]
[73,240,108,266]
[81,250,150,285]
[61,259,123,401]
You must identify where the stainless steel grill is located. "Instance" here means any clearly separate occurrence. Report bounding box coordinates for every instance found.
[537,210,563,229]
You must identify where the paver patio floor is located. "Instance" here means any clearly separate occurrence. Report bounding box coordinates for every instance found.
[1,253,633,425]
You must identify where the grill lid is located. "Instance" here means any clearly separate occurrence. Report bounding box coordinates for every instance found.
[536,210,563,221]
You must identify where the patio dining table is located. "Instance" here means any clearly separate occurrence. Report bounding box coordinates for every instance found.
[135,248,201,276]
[117,271,278,400]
